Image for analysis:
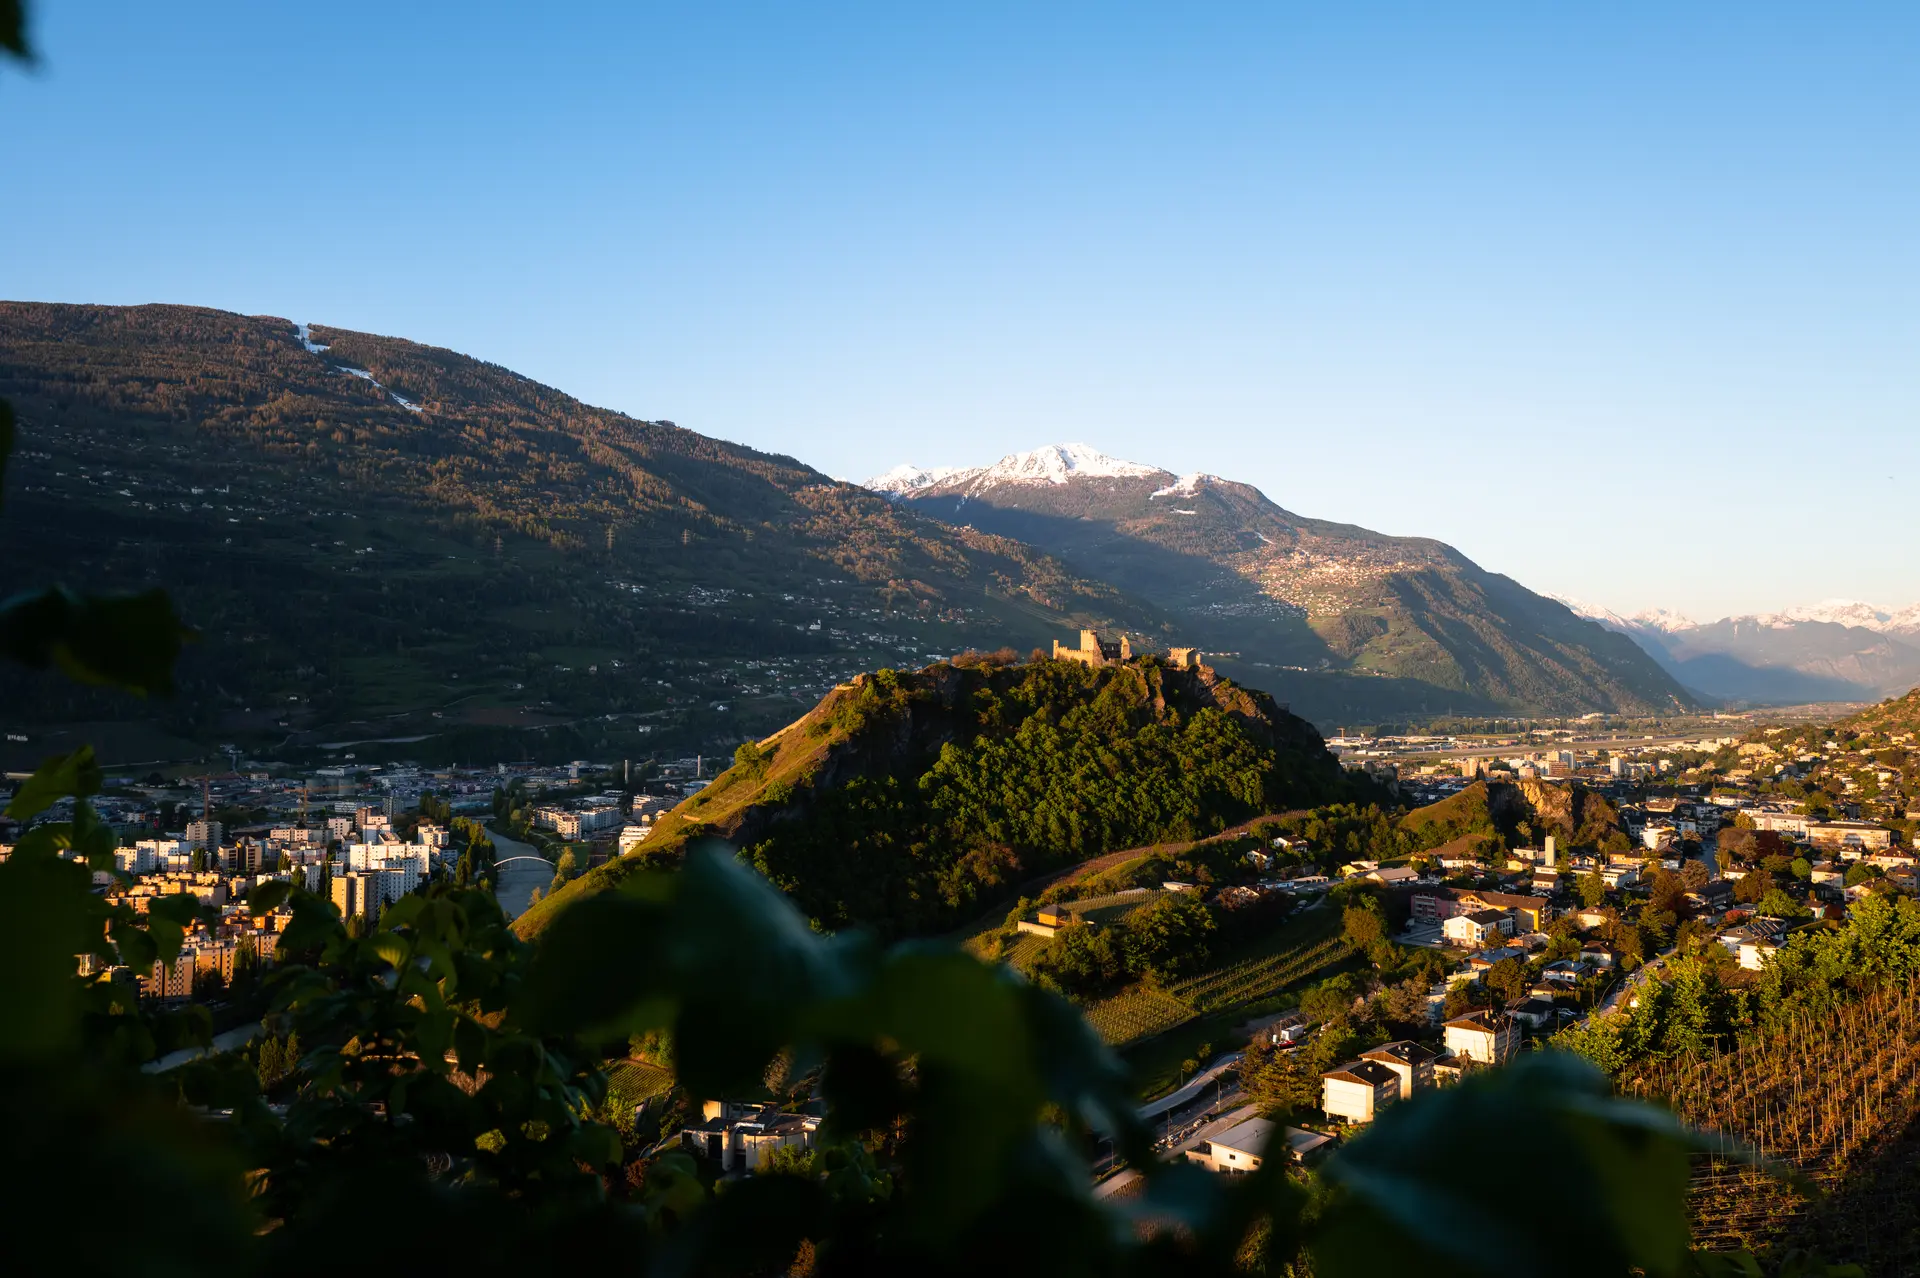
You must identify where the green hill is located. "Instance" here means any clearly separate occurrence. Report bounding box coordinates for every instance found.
[1398,778,1625,855]
[1842,686,1920,737]
[514,652,1356,938]
[0,302,1169,766]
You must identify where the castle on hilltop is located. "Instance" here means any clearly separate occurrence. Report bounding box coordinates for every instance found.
[1052,629,1202,670]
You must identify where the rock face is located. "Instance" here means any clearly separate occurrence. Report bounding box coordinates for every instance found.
[1510,779,1621,848]
[1400,779,1625,855]
[873,445,1696,717]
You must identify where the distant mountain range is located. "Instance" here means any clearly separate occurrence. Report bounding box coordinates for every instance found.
[1556,596,1920,705]
[868,444,1694,718]
[0,303,1710,766]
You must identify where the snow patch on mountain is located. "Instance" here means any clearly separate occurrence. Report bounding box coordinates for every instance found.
[293,322,329,354]
[339,366,423,414]
[1149,472,1218,499]
[972,443,1161,485]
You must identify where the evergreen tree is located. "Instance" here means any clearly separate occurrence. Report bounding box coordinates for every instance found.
[255,1036,283,1092]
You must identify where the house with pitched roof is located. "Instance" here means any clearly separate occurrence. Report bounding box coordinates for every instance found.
[1359,1040,1438,1099]
[1321,1058,1402,1124]
[1444,1011,1521,1065]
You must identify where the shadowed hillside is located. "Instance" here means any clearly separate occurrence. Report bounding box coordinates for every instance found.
[0,302,1170,762]
[515,652,1359,938]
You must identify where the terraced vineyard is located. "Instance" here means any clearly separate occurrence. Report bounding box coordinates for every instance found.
[606,1060,675,1115]
[1084,986,1198,1046]
[1166,934,1353,1013]
[1625,986,1920,1272]
[1001,932,1050,968]
[1082,918,1355,1047]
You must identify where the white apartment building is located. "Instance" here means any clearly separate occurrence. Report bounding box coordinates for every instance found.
[547,804,623,839]
[1442,909,1514,948]
[1444,1013,1520,1065]
[344,842,431,877]
[1321,1060,1401,1124]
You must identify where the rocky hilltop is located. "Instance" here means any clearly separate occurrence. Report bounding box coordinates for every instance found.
[515,649,1357,938]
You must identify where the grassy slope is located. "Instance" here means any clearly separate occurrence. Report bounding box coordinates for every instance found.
[1397,781,1500,846]
[1844,687,1920,735]
[1120,907,1354,1099]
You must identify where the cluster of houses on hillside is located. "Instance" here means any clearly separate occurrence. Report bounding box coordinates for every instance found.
[1317,1013,1522,1125]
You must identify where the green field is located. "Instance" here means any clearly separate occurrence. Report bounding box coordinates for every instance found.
[1083,986,1198,1046]
[1166,918,1349,1013]
[606,1059,674,1113]
[1072,904,1354,1092]
[1121,948,1370,1100]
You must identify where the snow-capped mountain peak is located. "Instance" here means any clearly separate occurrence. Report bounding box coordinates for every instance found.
[1767,599,1894,629]
[863,443,1166,499]
[974,442,1162,485]
[1556,593,1920,639]
[1552,596,1698,634]
[864,463,964,496]
[1627,607,1701,634]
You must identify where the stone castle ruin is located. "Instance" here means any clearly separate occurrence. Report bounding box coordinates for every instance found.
[1052,629,1202,670]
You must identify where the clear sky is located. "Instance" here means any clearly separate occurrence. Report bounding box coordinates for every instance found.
[4,3,1915,620]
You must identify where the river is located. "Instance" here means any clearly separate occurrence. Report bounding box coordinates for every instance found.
[488,827,553,920]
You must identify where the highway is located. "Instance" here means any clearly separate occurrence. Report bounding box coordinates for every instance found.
[1092,1049,1256,1186]
[1378,731,1718,763]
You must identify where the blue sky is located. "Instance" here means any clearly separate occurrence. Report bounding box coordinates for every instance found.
[4,3,1915,620]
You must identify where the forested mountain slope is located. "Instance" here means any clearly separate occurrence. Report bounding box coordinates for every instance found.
[878,445,1695,718]
[0,303,1165,765]
[515,652,1359,938]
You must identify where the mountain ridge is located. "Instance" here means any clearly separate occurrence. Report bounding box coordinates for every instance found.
[1559,595,1920,704]
[0,302,1176,763]
[1561,595,1920,638]
[868,444,1694,718]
